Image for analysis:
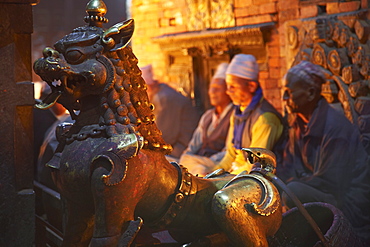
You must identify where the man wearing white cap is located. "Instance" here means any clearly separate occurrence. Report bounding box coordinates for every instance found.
[140,64,201,160]
[214,54,285,174]
[179,62,234,176]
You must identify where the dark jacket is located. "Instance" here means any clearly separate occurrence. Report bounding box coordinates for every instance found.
[283,98,370,241]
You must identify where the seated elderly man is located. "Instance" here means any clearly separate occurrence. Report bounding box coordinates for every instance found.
[179,63,233,176]
[281,60,370,243]
[214,54,285,174]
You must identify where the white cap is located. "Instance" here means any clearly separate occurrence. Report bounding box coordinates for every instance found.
[212,62,229,80]
[140,64,156,85]
[226,54,259,81]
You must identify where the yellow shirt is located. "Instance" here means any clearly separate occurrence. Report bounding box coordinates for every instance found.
[215,112,283,174]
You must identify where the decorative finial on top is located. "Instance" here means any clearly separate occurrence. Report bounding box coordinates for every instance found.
[84,0,109,27]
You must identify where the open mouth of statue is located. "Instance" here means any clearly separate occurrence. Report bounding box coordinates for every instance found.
[35,73,87,110]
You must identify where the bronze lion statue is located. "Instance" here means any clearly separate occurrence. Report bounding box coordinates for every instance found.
[33,1,282,246]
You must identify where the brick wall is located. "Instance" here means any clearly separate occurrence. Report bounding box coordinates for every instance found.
[130,0,370,112]
[131,0,188,81]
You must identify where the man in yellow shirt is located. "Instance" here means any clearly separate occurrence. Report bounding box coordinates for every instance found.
[215,54,284,174]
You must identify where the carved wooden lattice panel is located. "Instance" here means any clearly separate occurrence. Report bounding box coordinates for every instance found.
[185,0,234,31]
[287,15,370,152]
[209,0,235,29]
[168,63,193,98]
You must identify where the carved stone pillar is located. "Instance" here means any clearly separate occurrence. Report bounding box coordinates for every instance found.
[0,0,37,246]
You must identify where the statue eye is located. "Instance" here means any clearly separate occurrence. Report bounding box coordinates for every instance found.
[65,50,84,64]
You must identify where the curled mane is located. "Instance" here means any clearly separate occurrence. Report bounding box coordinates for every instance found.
[98,46,172,154]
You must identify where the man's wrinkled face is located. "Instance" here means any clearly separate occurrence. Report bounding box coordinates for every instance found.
[208,78,231,107]
[226,74,255,107]
[282,73,310,114]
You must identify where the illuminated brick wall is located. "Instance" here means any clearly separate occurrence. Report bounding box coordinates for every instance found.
[130,0,369,112]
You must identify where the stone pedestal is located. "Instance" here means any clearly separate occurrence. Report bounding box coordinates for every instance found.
[0,0,37,246]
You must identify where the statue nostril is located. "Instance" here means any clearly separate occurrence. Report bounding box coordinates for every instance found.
[43,47,59,58]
